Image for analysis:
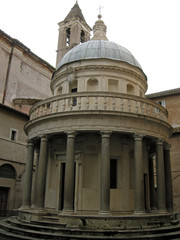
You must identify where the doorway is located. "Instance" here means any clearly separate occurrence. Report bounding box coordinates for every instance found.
[0,187,9,217]
[144,173,149,211]
[59,163,65,210]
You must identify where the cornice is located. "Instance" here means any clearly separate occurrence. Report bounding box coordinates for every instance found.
[51,64,146,90]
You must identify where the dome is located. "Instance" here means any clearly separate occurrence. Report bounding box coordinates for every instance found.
[57,40,142,70]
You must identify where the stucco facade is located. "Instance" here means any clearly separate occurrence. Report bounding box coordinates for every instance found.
[0,104,29,216]
[0,29,54,114]
[0,30,54,217]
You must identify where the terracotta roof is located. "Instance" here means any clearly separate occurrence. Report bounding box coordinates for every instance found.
[172,127,180,134]
[0,103,29,118]
[146,87,180,99]
[64,2,87,23]
[0,29,55,72]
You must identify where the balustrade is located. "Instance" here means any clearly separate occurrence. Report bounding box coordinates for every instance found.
[29,92,168,122]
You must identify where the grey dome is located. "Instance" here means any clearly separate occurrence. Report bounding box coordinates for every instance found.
[57,40,142,70]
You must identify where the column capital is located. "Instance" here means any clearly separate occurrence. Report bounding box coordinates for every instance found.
[39,135,48,142]
[156,138,164,146]
[134,133,144,141]
[100,131,112,138]
[66,131,77,138]
[164,142,171,151]
[26,139,34,147]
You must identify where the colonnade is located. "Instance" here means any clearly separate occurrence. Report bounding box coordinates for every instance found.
[21,132,173,214]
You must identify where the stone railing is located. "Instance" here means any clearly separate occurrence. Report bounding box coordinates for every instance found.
[29,92,168,122]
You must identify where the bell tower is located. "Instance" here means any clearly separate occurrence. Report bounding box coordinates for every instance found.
[56,1,91,67]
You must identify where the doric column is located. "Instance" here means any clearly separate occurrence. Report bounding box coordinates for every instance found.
[100,131,111,214]
[164,143,174,212]
[148,154,156,211]
[36,136,48,209]
[31,148,39,208]
[134,134,145,214]
[22,140,34,209]
[63,131,76,213]
[156,139,167,212]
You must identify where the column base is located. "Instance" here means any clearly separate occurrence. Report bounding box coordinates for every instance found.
[134,210,146,215]
[60,209,74,215]
[157,209,168,214]
[99,210,112,216]
[19,205,31,210]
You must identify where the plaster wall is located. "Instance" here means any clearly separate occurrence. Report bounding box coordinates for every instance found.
[0,36,53,112]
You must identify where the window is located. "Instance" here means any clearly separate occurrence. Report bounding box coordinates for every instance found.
[87,78,98,91]
[127,83,134,95]
[71,88,77,106]
[157,100,166,108]
[10,129,18,141]
[80,30,85,43]
[66,28,71,46]
[110,159,117,189]
[0,164,16,179]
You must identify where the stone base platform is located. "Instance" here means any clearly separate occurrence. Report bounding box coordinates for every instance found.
[18,209,174,229]
[0,212,180,240]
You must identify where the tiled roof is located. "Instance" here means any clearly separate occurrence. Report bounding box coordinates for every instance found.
[64,2,87,23]
[146,87,180,99]
[172,127,180,134]
[0,103,29,118]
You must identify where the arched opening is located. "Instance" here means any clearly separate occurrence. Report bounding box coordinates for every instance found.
[87,78,99,91]
[80,30,85,43]
[127,83,134,95]
[66,28,71,46]
[56,86,62,95]
[0,164,16,179]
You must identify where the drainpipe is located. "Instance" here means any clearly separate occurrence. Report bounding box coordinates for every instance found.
[2,41,15,104]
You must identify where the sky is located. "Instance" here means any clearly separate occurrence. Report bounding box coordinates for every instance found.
[0,0,180,94]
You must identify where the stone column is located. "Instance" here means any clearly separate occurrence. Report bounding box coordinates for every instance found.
[36,136,48,209]
[63,131,76,213]
[156,139,167,212]
[164,143,173,212]
[100,131,111,214]
[134,134,145,214]
[31,148,39,208]
[148,154,156,211]
[22,140,34,209]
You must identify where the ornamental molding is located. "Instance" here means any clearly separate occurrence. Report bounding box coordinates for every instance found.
[51,64,146,89]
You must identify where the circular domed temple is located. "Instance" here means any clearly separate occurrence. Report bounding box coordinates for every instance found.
[2,2,178,239]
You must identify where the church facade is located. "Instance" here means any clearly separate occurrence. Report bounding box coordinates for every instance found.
[20,3,174,228]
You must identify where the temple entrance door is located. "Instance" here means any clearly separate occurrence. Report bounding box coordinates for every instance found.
[59,162,76,211]
[59,163,65,210]
[0,187,9,217]
[144,174,149,211]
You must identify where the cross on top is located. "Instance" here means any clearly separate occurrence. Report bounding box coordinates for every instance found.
[97,5,104,15]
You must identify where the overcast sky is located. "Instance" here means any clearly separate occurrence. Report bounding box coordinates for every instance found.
[1,0,179,94]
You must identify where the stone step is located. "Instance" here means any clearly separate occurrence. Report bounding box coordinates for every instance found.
[8,217,65,231]
[0,227,40,240]
[1,217,180,239]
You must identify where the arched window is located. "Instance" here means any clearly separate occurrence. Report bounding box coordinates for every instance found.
[80,30,85,43]
[87,78,99,91]
[0,164,16,179]
[66,28,71,46]
[56,86,62,95]
[127,83,134,95]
